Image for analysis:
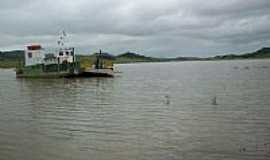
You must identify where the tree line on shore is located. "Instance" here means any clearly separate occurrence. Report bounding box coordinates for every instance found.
[0,47,270,68]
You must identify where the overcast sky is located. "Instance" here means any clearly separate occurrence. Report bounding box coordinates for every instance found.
[0,0,270,57]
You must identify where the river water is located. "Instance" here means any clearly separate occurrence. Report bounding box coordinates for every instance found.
[0,60,270,160]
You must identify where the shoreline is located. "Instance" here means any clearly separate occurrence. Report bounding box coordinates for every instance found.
[1,58,270,69]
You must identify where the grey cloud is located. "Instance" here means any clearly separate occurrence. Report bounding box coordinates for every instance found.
[0,0,270,57]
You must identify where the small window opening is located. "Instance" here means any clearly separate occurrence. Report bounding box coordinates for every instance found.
[28,52,32,58]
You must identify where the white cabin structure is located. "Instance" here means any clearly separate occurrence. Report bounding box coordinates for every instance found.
[25,45,45,66]
[57,48,75,64]
[24,44,75,67]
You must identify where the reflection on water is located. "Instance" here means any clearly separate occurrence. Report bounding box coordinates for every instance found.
[0,60,270,160]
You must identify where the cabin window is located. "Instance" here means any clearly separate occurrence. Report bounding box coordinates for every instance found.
[59,51,63,56]
[66,51,69,55]
[28,52,32,58]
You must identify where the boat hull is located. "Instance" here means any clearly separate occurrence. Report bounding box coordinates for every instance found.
[80,69,114,77]
[16,72,74,78]
[16,69,114,78]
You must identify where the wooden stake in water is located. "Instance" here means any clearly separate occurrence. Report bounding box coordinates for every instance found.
[165,95,170,105]
[212,96,217,105]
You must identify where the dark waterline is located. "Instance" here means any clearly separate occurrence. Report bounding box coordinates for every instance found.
[1,60,270,160]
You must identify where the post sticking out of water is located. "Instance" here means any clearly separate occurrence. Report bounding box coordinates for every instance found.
[165,95,170,105]
[72,48,75,63]
[212,96,217,105]
[57,57,60,73]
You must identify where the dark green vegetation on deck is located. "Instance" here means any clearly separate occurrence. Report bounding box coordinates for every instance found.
[15,60,81,78]
[1,47,270,68]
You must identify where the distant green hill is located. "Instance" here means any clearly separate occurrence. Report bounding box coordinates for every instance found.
[0,50,24,68]
[0,47,270,68]
[115,52,187,63]
[213,47,270,60]
[175,56,202,61]
[117,52,148,59]
[0,50,24,59]
[115,52,158,63]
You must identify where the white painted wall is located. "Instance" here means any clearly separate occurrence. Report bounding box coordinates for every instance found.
[57,48,74,63]
[24,47,75,66]
[25,49,45,66]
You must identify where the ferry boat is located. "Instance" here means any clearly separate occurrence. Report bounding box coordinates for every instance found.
[16,32,114,78]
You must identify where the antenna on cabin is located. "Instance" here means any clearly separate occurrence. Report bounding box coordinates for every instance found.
[57,30,67,47]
